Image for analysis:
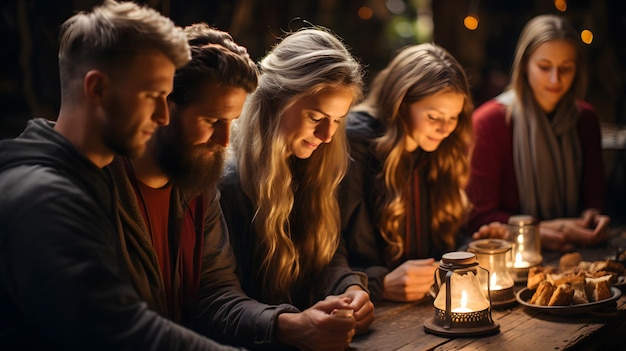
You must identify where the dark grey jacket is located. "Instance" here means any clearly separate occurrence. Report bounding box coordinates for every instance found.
[339,112,440,303]
[0,118,243,351]
[219,167,368,312]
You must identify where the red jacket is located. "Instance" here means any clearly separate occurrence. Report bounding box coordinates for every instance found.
[466,99,606,233]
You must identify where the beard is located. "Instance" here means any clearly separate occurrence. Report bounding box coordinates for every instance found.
[153,121,225,196]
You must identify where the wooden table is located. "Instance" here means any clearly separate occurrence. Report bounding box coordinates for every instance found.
[349,234,626,351]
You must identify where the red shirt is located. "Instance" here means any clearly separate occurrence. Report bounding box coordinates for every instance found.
[132,180,200,319]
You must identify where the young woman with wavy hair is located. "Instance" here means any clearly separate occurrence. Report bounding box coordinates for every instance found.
[219,27,374,342]
[467,15,609,252]
[339,43,473,302]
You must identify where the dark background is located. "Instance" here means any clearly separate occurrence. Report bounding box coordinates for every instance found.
[1,0,624,223]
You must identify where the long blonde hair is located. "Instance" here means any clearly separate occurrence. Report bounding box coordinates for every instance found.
[356,43,472,265]
[229,28,363,303]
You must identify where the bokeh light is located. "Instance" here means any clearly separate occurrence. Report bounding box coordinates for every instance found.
[581,29,593,44]
[554,0,567,12]
[358,6,373,20]
[415,14,433,43]
[394,18,414,38]
[464,15,479,30]
[386,0,406,15]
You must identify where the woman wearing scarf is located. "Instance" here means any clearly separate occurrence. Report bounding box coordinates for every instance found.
[467,14,610,251]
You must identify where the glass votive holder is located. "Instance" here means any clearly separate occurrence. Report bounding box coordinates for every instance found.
[507,215,542,282]
[468,239,517,307]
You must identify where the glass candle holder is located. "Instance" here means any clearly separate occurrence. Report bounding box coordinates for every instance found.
[424,252,499,337]
[508,215,542,282]
[468,239,517,307]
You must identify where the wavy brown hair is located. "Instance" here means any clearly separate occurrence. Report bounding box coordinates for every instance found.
[355,43,473,265]
[229,28,363,303]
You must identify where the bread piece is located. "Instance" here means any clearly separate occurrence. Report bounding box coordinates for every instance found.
[577,261,592,271]
[569,275,589,305]
[531,281,556,306]
[585,275,612,302]
[548,283,575,306]
[590,270,619,285]
[589,260,625,275]
[547,273,567,286]
[527,266,546,290]
[559,252,582,272]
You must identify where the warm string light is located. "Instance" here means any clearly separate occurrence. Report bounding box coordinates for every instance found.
[554,0,567,12]
[357,6,373,20]
[581,29,593,44]
[464,0,480,30]
[464,15,479,30]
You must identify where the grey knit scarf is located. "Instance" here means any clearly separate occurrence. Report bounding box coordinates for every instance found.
[496,90,582,220]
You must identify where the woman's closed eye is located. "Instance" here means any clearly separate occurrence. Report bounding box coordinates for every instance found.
[202,117,219,126]
[308,112,326,123]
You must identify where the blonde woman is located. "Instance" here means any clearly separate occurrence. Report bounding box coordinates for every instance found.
[219,28,374,350]
[339,43,473,302]
[467,15,609,251]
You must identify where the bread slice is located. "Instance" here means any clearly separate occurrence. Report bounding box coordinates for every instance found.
[585,275,612,302]
[589,260,625,275]
[548,283,574,306]
[531,281,556,306]
[570,275,589,305]
[546,273,567,286]
[527,266,546,290]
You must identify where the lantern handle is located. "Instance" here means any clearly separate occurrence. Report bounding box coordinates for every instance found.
[444,270,453,329]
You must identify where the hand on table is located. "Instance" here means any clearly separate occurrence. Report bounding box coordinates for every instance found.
[540,209,610,251]
[382,258,437,303]
[472,222,509,240]
[276,297,356,351]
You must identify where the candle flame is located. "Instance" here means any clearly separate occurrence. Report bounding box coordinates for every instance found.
[490,272,498,286]
[515,252,523,263]
[460,290,468,309]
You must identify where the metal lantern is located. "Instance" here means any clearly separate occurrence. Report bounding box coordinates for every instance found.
[468,239,517,307]
[424,252,499,337]
[508,215,542,282]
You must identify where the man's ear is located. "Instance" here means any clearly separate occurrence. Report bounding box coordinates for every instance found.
[84,69,107,103]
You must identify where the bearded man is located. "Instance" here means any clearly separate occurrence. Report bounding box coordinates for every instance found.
[110,23,354,351]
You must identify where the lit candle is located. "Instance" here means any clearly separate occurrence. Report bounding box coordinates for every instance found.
[490,272,502,290]
[514,252,530,268]
[452,290,473,313]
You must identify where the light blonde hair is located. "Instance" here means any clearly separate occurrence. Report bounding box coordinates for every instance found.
[355,43,472,265]
[58,0,190,103]
[229,28,363,303]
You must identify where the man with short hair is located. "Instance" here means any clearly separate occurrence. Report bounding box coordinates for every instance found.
[0,1,242,350]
